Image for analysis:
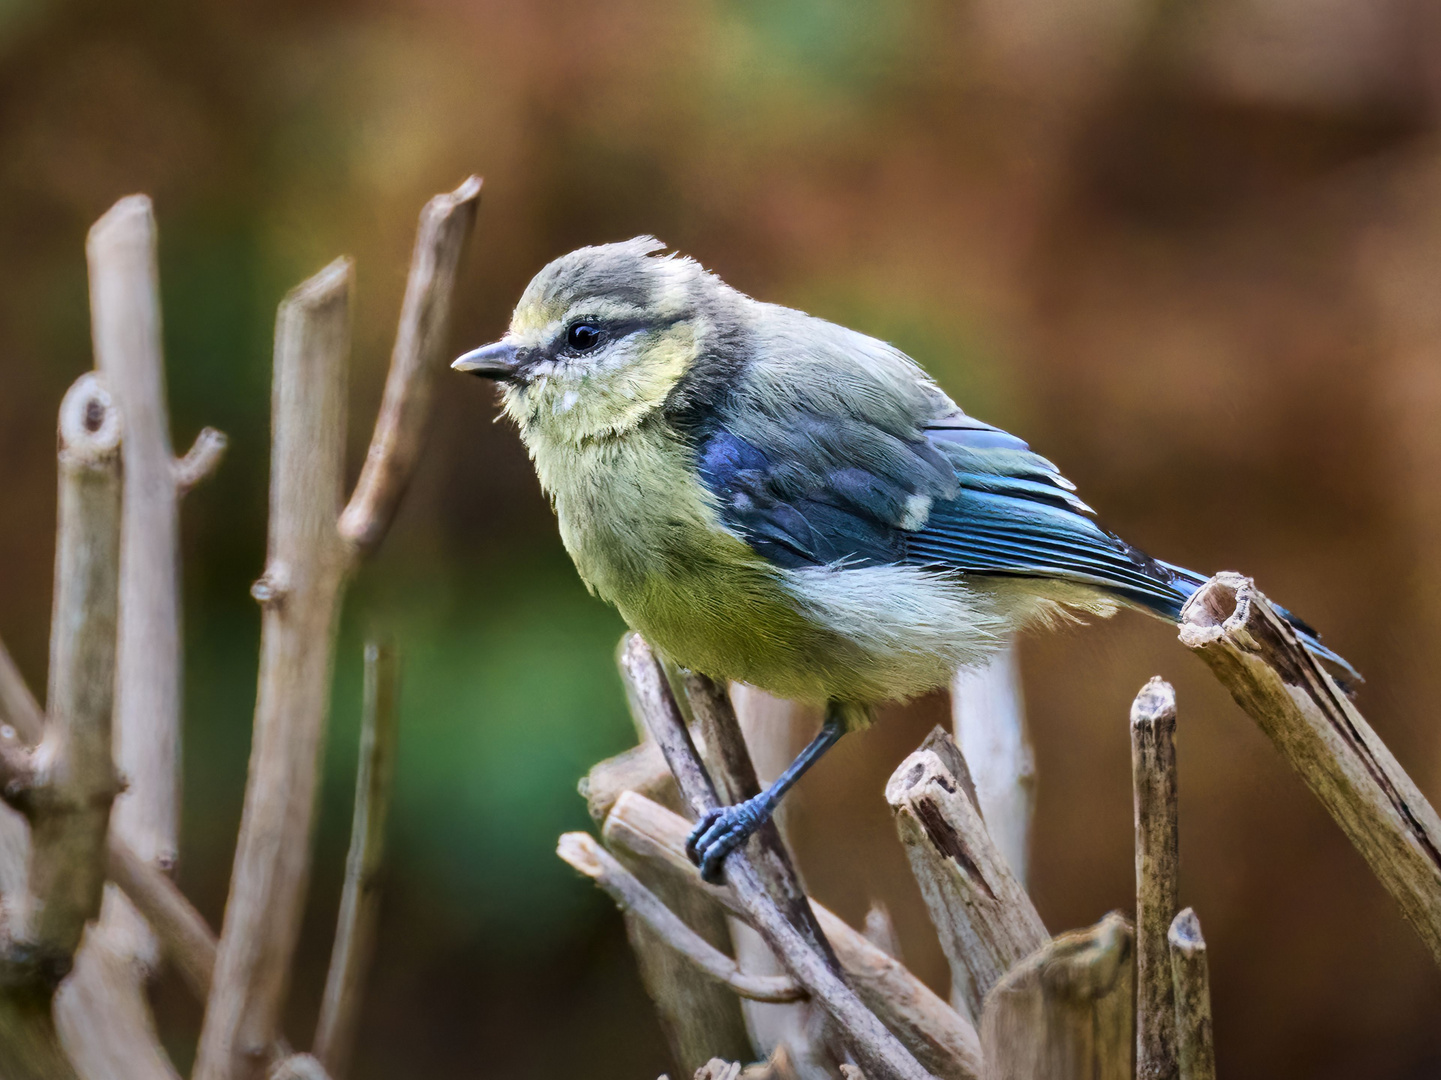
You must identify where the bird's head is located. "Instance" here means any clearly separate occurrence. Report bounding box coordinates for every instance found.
[454,237,714,445]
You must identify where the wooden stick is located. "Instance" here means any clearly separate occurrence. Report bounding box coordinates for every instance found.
[337,176,481,558]
[979,912,1135,1080]
[54,934,182,1080]
[195,259,353,1080]
[886,739,1048,1022]
[610,646,753,1071]
[1178,573,1441,965]
[619,638,936,1080]
[314,642,401,1079]
[559,832,805,1003]
[107,834,216,999]
[0,636,45,744]
[86,195,182,882]
[950,640,1035,885]
[0,373,124,1080]
[1166,910,1215,1080]
[604,791,983,1080]
[1131,678,1179,1080]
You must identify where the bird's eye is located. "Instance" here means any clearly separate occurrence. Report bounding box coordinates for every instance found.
[566,323,602,351]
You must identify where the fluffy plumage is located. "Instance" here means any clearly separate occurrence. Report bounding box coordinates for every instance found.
[455,236,1351,729]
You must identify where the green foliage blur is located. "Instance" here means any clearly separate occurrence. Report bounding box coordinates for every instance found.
[2,0,1441,1077]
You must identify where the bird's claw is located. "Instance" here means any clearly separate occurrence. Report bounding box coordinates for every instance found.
[686,801,766,884]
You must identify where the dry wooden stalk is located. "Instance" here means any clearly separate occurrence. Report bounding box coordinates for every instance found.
[950,640,1034,885]
[1167,910,1215,1080]
[1179,573,1441,966]
[686,673,844,1078]
[1131,677,1179,1080]
[607,657,751,1073]
[618,635,933,1080]
[558,832,804,1003]
[195,259,354,1080]
[199,176,479,1080]
[979,912,1135,1080]
[0,373,124,1080]
[314,643,402,1078]
[337,175,482,557]
[603,791,983,1080]
[886,741,1048,1022]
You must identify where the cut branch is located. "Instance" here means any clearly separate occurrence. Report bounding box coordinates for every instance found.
[174,428,228,496]
[603,791,983,1080]
[195,258,353,1080]
[1166,909,1215,1080]
[558,832,804,1003]
[1131,678,1179,1080]
[1179,573,1441,966]
[978,912,1135,1080]
[314,642,401,1079]
[950,640,1034,885]
[337,175,481,558]
[886,738,1047,1022]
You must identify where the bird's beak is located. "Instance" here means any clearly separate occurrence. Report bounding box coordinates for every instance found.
[452,340,522,381]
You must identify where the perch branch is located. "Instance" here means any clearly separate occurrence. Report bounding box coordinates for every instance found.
[1166,909,1215,1080]
[195,258,353,1080]
[337,175,482,558]
[1179,573,1441,966]
[610,649,751,1071]
[886,738,1047,1022]
[558,832,804,1003]
[314,642,401,1078]
[603,791,983,1080]
[174,428,228,496]
[950,640,1034,885]
[978,912,1135,1080]
[1131,678,1179,1080]
[617,635,932,1080]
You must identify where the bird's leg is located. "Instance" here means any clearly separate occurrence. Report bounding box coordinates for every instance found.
[686,704,847,883]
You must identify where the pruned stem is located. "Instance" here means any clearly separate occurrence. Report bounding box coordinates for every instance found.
[174,428,229,495]
[338,176,481,558]
[978,912,1135,1080]
[886,737,1047,1022]
[602,791,983,1080]
[195,259,353,1080]
[1131,677,1179,1080]
[1179,573,1441,966]
[950,640,1034,885]
[558,832,805,1003]
[314,642,401,1078]
[1167,909,1215,1080]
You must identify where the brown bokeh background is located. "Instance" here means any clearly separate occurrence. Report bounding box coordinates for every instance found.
[2,0,1441,1076]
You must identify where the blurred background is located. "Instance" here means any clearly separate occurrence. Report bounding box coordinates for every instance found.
[2,0,1441,1075]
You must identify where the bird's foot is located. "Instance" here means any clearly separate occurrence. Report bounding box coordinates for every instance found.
[686,798,772,884]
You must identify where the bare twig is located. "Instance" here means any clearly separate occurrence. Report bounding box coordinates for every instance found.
[54,936,182,1080]
[1131,678,1179,1080]
[950,640,1034,885]
[978,912,1135,1080]
[106,835,216,999]
[1166,910,1215,1080]
[559,832,805,1003]
[886,740,1048,1022]
[617,636,931,1080]
[1179,573,1441,965]
[603,791,983,1080]
[174,428,229,496]
[195,259,353,1080]
[0,374,124,1080]
[0,637,46,744]
[314,642,401,1078]
[606,658,752,1073]
[266,1056,331,1080]
[863,902,903,962]
[337,175,482,558]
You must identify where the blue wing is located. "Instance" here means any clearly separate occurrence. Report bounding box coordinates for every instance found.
[693,410,1358,681]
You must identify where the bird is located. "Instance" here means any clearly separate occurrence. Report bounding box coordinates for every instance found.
[453,236,1355,883]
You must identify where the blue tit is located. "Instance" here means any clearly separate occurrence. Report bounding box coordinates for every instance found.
[453,236,1355,882]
